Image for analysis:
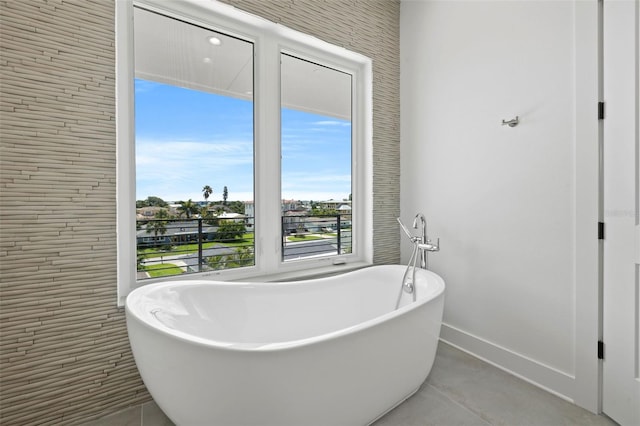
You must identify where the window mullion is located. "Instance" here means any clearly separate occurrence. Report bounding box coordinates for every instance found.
[116,0,136,306]
[254,36,282,275]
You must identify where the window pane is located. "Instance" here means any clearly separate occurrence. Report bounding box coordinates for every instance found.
[280,54,353,261]
[134,8,254,279]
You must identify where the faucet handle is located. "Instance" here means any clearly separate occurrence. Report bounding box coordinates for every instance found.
[419,237,440,252]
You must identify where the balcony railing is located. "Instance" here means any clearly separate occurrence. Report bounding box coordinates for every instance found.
[136,214,351,279]
[281,214,352,261]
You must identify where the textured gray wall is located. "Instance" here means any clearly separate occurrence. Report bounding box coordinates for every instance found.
[0,0,399,424]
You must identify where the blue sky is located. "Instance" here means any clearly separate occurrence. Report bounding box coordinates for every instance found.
[135,79,351,203]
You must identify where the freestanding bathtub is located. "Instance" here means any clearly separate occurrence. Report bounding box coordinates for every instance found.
[125,265,445,426]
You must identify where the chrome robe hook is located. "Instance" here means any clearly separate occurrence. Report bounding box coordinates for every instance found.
[502,116,519,127]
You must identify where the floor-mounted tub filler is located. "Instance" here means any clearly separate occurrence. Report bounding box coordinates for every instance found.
[126,264,445,426]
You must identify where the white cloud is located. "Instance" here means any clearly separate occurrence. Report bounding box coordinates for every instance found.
[136,138,253,202]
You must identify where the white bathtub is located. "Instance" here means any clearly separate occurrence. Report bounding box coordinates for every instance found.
[125,265,445,426]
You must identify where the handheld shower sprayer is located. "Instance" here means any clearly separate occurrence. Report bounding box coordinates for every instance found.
[396,217,416,241]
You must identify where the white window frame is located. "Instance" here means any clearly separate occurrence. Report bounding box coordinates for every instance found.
[116,0,373,305]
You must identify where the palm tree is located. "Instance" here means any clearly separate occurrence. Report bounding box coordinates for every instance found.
[207,254,228,270]
[233,246,254,267]
[200,205,211,219]
[177,199,199,218]
[156,208,169,220]
[146,209,168,244]
[222,186,228,205]
[202,185,213,203]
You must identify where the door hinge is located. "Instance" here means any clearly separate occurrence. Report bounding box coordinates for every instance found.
[598,102,605,120]
[598,340,605,360]
[598,221,605,240]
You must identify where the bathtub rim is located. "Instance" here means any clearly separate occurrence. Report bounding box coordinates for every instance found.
[125,265,445,353]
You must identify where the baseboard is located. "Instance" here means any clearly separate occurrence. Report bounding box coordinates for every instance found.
[439,323,576,403]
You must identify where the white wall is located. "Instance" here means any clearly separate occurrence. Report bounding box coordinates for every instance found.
[400,0,599,409]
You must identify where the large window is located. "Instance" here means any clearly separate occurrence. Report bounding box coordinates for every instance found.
[117,0,372,304]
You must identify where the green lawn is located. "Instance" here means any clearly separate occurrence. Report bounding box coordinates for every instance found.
[138,234,254,258]
[145,263,184,277]
[287,234,324,242]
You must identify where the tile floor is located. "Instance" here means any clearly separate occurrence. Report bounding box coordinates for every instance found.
[373,343,616,426]
[83,342,617,426]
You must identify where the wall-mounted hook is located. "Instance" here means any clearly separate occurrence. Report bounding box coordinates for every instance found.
[502,116,519,127]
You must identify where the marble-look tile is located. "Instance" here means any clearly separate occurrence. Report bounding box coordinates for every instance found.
[142,401,175,426]
[373,382,491,426]
[398,342,617,426]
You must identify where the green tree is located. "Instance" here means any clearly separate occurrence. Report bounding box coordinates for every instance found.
[232,246,254,267]
[207,254,228,271]
[228,201,245,215]
[216,221,246,241]
[207,247,253,270]
[146,209,168,242]
[177,199,199,218]
[137,196,169,208]
[200,205,213,220]
[222,186,228,205]
[202,185,213,203]
[156,208,169,220]
[311,207,338,216]
[137,253,146,271]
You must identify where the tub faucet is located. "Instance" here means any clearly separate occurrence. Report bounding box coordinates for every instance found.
[413,213,440,269]
[395,213,440,309]
[397,214,440,269]
[412,214,428,268]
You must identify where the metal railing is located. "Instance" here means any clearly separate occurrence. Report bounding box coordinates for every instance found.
[136,217,254,280]
[281,214,352,261]
[136,214,352,279]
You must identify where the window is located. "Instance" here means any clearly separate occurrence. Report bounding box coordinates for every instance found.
[133,7,255,279]
[117,0,372,304]
[281,53,353,261]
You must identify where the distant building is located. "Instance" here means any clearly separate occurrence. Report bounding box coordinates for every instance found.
[282,210,308,234]
[243,201,254,230]
[206,204,232,214]
[216,212,245,222]
[282,199,302,212]
[136,206,164,220]
[136,221,218,247]
[317,200,351,211]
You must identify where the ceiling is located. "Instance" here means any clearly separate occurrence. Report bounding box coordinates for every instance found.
[134,7,351,121]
